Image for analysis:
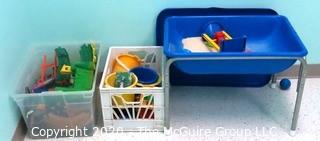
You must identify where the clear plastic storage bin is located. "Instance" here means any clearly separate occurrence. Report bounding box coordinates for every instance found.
[12,43,100,139]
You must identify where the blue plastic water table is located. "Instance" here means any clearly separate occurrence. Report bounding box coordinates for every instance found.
[157,8,286,87]
[161,8,308,134]
[164,15,307,75]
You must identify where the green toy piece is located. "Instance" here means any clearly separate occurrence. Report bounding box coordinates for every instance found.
[55,47,72,86]
[55,68,94,91]
[55,43,97,92]
[79,44,94,62]
[114,72,132,88]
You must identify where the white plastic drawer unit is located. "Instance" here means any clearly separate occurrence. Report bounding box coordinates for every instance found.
[99,46,164,131]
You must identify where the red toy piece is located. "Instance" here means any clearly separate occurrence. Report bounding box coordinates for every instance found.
[38,54,57,85]
[214,31,226,45]
[32,54,58,93]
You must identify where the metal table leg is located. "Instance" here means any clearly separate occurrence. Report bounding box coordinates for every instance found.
[164,57,173,129]
[290,58,307,135]
[270,74,277,88]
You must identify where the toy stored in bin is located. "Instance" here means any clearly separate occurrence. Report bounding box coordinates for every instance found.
[130,67,162,87]
[55,47,72,87]
[130,67,159,84]
[33,46,95,93]
[56,68,94,92]
[201,22,247,53]
[55,43,97,92]
[60,65,72,74]
[114,72,134,88]
[184,21,246,53]
[136,76,162,87]
[32,55,57,93]
[202,33,220,51]
[104,72,138,105]
[104,72,138,88]
[112,54,142,72]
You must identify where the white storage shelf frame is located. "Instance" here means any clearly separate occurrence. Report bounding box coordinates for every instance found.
[99,46,164,131]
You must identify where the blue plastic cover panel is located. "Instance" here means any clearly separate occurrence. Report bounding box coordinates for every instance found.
[164,15,307,74]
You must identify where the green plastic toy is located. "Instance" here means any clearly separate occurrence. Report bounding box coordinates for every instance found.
[55,43,97,92]
[114,72,132,88]
[55,47,72,86]
[79,44,94,62]
[55,68,94,91]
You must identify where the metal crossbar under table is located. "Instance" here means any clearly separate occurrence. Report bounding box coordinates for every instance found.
[164,57,307,135]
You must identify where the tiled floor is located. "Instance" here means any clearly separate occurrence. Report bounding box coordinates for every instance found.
[25,78,320,141]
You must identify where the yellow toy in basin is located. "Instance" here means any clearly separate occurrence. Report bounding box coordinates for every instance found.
[202,33,220,52]
[104,72,138,105]
[112,54,142,72]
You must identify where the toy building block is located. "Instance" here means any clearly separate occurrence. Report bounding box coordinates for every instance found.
[214,31,226,44]
[79,43,97,69]
[55,47,72,86]
[79,44,94,62]
[60,64,72,74]
[55,67,94,92]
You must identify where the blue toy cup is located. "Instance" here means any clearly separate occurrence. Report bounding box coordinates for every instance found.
[130,67,159,84]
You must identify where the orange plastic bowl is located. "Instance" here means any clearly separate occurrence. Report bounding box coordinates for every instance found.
[112,54,142,72]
